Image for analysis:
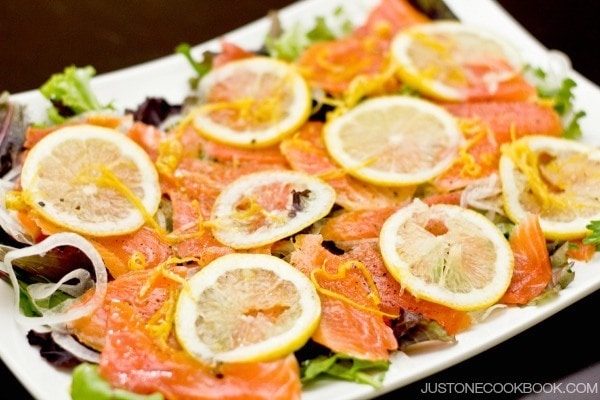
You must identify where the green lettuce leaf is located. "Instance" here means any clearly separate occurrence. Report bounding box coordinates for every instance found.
[583,220,600,249]
[71,363,164,400]
[391,309,457,350]
[175,43,213,89]
[525,65,586,140]
[39,65,112,124]
[265,7,352,61]
[300,354,389,389]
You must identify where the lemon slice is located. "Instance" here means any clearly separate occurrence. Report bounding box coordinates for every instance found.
[379,199,514,311]
[175,253,321,363]
[209,170,335,249]
[19,124,161,237]
[193,56,312,148]
[500,135,600,240]
[323,95,462,186]
[390,21,523,101]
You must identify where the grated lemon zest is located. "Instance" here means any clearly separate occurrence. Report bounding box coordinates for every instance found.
[501,140,568,209]
[207,195,290,235]
[310,260,399,319]
[164,199,209,243]
[373,21,393,40]
[287,132,319,153]
[139,258,194,298]
[156,138,184,176]
[453,118,496,179]
[343,59,399,108]
[410,31,466,85]
[154,109,200,176]
[135,262,191,346]
[4,190,28,211]
[78,165,174,240]
[145,291,177,347]
[128,251,147,271]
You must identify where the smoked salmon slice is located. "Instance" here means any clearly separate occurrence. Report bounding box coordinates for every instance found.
[442,101,563,144]
[500,213,552,305]
[320,207,400,242]
[296,36,390,97]
[462,70,538,103]
[100,301,302,400]
[280,122,415,210]
[353,0,429,38]
[318,214,471,333]
[289,234,397,361]
[396,290,472,335]
[90,227,174,278]
[296,0,428,96]
[67,266,187,351]
[434,100,563,191]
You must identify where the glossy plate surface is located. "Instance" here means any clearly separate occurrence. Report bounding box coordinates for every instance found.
[2,0,600,399]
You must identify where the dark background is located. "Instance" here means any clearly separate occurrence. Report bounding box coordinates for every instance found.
[1,1,599,399]
[1,1,599,93]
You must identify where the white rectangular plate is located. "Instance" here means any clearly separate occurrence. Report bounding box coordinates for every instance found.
[2,1,600,399]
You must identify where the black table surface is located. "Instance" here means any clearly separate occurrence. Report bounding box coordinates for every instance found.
[1,1,599,399]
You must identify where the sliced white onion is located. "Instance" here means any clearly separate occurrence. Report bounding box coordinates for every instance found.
[0,168,34,245]
[51,326,101,363]
[524,49,572,93]
[27,269,94,300]
[3,232,108,329]
[460,173,504,218]
[469,303,508,323]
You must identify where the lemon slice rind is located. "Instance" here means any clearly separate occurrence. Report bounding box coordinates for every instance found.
[175,253,321,363]
[379,199,514,311]
[500,135,600,241]
[210,170,336,249]
[323,95,462,186]
[391,21,523,102]
[19,124,161,237]
[193,57,312,148]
